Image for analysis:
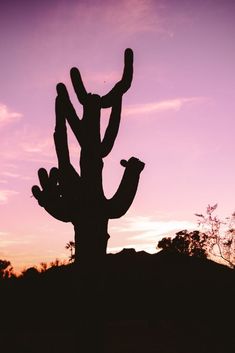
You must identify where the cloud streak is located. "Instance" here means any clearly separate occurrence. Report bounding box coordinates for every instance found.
[124,97,206,116]
[0,103,22,126]
[2,172,21,178]
[103,0,163,35]
[0,190,19,204]
[0,236,31,248]
[111,216,196,243]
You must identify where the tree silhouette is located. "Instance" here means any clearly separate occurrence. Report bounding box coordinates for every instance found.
[158,230,207,258]
[32,49,144,267]
[65,241,75,262]
[0,259,12,279]
[196,204,235,268]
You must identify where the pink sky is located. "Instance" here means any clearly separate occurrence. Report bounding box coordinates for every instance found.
[0,0,235,272]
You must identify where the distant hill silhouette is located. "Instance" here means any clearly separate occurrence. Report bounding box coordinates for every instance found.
[0,250,234,352]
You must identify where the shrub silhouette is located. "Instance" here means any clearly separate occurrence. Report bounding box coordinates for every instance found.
[21,266,39,279]
[0,259,13,279]
[158,230,207,258]
[65,241,75,262]
[196,204,235,267]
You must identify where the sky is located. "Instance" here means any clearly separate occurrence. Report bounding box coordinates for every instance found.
[0,0,235,273]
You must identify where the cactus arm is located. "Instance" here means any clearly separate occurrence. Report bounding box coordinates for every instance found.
[32,165,81,223]
[107,157,145,219]
[32,92,82,223]
[32,187,70,222]
[56,83,82,144]
[70,67,88,105]
[54,92,82,193]
[101,96,122,158]
[32,168,71,222]
[70,49,133,109]
[54,94,71,169]
[101,48,133,108]
[55,92,84,220]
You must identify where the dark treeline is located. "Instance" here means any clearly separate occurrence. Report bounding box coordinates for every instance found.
[0,249,234,352]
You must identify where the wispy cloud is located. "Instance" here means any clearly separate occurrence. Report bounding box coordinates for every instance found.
[0,190,19,204]
[0,103,22,126]
[0,171,32,182]
[37,0,169,59]
[124,97,206,116]
[0,232,37,256]
[0,122,55,165]
[103,0,162,35]
[111,216,196,243]
[21,137,53,154]
[2,172,21,178]
[0,238,31,248]
[20,134,57,164]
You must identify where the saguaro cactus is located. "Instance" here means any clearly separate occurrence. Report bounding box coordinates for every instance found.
[32,49,144,269]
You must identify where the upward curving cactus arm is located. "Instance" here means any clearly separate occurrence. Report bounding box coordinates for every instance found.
[56,83,82,145]
[101,48,133,108]
[107,157,145,219]
[32,92,83,224]
[70,48,133,109]
[101,96,122,158]
[54,92,82,195]
[70,67,88,106]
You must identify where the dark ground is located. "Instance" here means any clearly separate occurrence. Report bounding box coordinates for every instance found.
[2,320,232,353]
[1,249,234,353]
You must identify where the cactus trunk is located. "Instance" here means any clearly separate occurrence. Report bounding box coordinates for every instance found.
[74,218,109,268]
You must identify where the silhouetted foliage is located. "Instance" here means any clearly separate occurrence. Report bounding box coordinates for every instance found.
[0,259,11,271]
[158,230,207,258]
[0,250,234,353]
[50,258,61,268]
[39,261,48,273]
[196,204,235,267]
[0,259,13,279]
[21,266,39,279]
[65,241,75,262]
[158,205,235,268]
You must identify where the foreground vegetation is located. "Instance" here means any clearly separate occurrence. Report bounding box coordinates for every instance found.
[0,204,234,352]
[0,247,235,352]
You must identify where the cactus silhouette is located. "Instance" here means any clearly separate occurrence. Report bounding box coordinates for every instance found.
[32,48,145,268]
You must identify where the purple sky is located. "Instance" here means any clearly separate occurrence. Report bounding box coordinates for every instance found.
[0,0,235,272]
